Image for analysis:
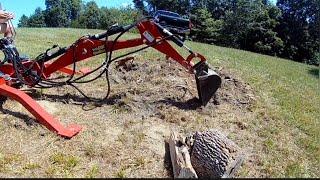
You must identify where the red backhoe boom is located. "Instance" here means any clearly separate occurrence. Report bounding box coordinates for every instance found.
[0,16,221,138]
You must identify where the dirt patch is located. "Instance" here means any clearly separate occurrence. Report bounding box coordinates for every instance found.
[0,56,259,177]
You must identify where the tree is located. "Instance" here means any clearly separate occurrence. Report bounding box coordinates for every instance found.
[16,0,319,64]
[244,2,284,56]
[18,15,29,27]
[68,0,82,20]
[104,6,141,27]
[190,8,223,44]
[200,0,237,19]
[44,0,81,27]
[133,0,284,56]
[133,0,191,15]
[44,0,69,27]
[27,8,46,27]
[78,1,103,29]
[277,0,320,64]
[99,7,113,29]
[222,0,283,55]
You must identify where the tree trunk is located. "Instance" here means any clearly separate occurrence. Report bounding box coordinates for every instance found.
[169,132,198,178]
[189,129,245,178]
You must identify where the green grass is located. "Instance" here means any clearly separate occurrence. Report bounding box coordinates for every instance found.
[47,152,79,177]
[9,28,320,177]
[184,42,319,177]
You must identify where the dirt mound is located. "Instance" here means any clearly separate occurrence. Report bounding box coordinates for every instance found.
[100,56,255,115]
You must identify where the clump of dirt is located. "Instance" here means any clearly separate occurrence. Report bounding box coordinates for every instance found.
[215,68,256,109]
[0,55,258,178]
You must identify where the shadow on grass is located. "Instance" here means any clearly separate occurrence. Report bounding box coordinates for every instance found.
[0,97,37,127]
[164,140,173,178]
[31,91,204,111]
[0,108,37,126]
[309,68,319,78]
[28,92,125,111]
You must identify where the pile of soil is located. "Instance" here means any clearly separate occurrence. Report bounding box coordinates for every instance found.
[106,56,256,123]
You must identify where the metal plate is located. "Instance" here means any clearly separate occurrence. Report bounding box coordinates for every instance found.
[195,63,221,106]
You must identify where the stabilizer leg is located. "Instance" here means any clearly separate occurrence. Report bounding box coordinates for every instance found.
[44,63,91,76]
[0,79,81,138]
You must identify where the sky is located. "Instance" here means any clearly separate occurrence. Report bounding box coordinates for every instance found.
[0,0,277,27]
[0,0,133,27]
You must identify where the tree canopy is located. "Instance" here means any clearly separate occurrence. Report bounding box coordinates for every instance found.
[19,0,140,30]
[18,0,320,65]
[132,0,319,65]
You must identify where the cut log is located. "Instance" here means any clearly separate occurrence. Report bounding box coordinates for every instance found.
[190,129,245,178]
[169,132,198,178]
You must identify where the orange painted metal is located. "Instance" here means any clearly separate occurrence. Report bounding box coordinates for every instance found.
[0,81,82,138]
[0,19,208,138]
[137,21,194,71]
[46,65,91,76]
[43,38,145,77]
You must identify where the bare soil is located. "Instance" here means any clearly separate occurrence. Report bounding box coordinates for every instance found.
[0,55,259,177]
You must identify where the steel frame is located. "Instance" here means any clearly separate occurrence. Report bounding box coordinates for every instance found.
[0,20,207,138]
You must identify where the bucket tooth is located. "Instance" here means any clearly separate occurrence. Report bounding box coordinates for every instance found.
[195,62,221,106]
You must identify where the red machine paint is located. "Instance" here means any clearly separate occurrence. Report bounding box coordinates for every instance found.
[0,19,221,138]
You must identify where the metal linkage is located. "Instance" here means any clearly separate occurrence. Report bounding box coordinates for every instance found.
[0,15,221,138]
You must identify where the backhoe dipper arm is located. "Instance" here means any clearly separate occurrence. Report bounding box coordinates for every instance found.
[43,20,202,78]
[43,38,144,77]
[43,19,220,106]
[0,18,221,138]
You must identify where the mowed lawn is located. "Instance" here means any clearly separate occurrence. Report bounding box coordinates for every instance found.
[186,42,319,177]
[2,28,319,177]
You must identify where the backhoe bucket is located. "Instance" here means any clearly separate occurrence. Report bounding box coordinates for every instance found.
[194,62,221,106]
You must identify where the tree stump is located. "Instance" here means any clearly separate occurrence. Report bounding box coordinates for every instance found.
[169,132,198,178]
[189,129,245,178]
[169,130,245,178]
